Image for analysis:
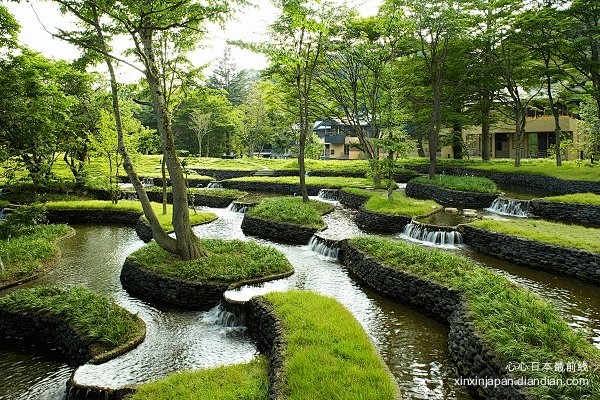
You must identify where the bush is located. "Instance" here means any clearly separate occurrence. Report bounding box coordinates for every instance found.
[0,204,48,239]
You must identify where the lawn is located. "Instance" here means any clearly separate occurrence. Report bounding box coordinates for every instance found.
[247,197,334,230]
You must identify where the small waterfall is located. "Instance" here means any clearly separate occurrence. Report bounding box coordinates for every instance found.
[227,202,252,213]
[125,192,138,201]
[0,208,8,221]
[400,221,463,248]
[486,197,531,217]
[203,303,246,329]
[308,235,339,260]
[207,181,224,189]
[141,177,154,187]
[396,183,407,190]
[318,189,340,201]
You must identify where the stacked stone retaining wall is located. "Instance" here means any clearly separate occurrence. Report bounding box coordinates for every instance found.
[406,181,497,209]
[339,189,370,209]
[355,208,412,233]
[460,225,600,284]
[530,200,600,227]
[241,215,321,245]
[46,209,142,226]
[339,242,533,400]
[222,180,323,196]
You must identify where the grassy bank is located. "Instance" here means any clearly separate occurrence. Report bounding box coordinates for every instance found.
[541,193,600,206]
[131,357,269,400]
[227,175,378,189]
[146,186,247,199]
[0,285,143,349]
[128,240,293,283]
[264,291,399,399]
[412,174,500,194]
[0,224,71,288]
[248,197,334,230]
[341,188,441,216]
[349,236,599,399]
[45,200,216,231]
[470,219,600,253]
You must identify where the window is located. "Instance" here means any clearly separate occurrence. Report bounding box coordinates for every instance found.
[330,149,335,155]
[344,145,350,156]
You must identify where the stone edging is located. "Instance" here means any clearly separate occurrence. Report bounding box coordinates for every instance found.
[144,190,239,208]
[241,214,324,245]
[0,308,145,368]
[530,199,600,227]
[338,242,533,400]
[222,180,325,196]
[460,225,600,284]
[339,189,370,209]
[46,209,143,226]
[355,207,412,233]
[406,181,498,209]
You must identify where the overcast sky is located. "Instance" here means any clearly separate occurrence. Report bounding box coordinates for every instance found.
[4,0,381,81]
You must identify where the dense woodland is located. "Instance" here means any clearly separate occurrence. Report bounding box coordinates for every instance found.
[1,0,599,257]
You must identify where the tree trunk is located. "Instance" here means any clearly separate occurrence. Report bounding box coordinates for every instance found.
[161,155,167,215]
[514,107,525,167]
[481,91,492,161]
[140,31,207,260]
[546,69,562,166]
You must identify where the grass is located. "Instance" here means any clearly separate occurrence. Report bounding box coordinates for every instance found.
[128,240,293,283]
[412,174,500,194]
[470,219,600,253]
[227,175,380,189]
[0,285,142,348]
[364,191,441,217]
[264,291,399,400]
[0,224,71,287]
[45,200,216,231]
[248,197,334,230]
[146,186,247,199]
[0,200,9,207]
[541,193,600,206]
[131,356,269,400]
[349,236,600,399]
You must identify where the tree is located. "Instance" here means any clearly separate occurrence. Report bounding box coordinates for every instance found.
[0,5,19,51]
[189,110,211,158]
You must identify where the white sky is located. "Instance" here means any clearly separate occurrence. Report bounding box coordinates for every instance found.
[4,0,381,82]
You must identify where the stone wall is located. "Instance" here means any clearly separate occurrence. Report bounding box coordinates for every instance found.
[188,169,256,181]
[222,180,323,196]
[530,200,600,227]
[406,165,600,195]
[120,258,230,310]
[355,208,412,233]
[46,209,142,226]
[241,215,321,245]
[145,190,236,208]
[406,181,498,209]
[339,189,370,209]
[460,225,600,284]
[339,242,533,400]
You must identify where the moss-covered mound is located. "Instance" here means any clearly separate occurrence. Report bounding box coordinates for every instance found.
[541,192,600,206]
[253,291,400,400]
[470,219,600,253]
[0,286,145,363]
[412,174,500,194]
[349,237,600,399]
[131,356,269,400]
[0,224,72,289]
[347,188,440,216]
[128,240,293,284]
[247,197,333,230]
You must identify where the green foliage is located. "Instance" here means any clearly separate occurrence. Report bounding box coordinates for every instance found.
[578,98,600,157]
[0,285,141,347]
[542,193,600,206]
[0,204,48,239]
[264,291,399,400]
[350,237,600,399]
[470,219,600,253]
[0,224,70,286]
[131,356,269,400]
[129,240,293,283]
[412,174,500,194]
[364,191,441,216]
[248,197,333,230]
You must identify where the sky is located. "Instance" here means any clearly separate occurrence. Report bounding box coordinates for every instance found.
[4,0,382,81]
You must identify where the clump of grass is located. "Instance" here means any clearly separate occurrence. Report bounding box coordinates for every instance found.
[0,200,9,207]
[349,237,600,399]
[0,224,71,287]
[541,193,600,206]
[131,356,269,400]
[45,200,216,231]
[412,174,500,194]
[264,291,399,400]
[365,191,441,216]
[248,197,333,230]
[471,219,600,253]
[128,240,293,283]
[0,285,142,348]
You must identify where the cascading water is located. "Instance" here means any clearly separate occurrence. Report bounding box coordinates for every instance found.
[486,197,531,217]
[141,177,154,187]
[318,189,340,201]
[307,235,339,260]
[0,208,7,221]
[207,181,224,189]
[203,303,247,330]
[227,202,252,213]
[400,221,463,248]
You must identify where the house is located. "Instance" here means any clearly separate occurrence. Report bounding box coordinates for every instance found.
[313,118,372,160]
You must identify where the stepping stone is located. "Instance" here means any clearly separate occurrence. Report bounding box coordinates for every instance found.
[463,209,478,217]
[445,207,459,214]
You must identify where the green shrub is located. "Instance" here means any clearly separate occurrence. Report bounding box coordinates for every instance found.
[412,174,500,194]
[248,197,333,230]
[0,204,48,239]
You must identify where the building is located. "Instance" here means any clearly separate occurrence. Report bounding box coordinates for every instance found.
[313,118,372,160]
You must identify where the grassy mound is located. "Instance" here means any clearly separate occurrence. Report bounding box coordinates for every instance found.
[131,356,269,400]
[147,186,247,199]
[0,285,142,349]
[264,291,399,399]
[412,174,500,194]
[349,237,600,399]
[248,197,334,230]
[128,240,293,283]
[367,191,440,216]
[0,224,71,288]
[541,193,600,206]
[470,219,600,253]
[45,200,216,231]
[227,175,378,189]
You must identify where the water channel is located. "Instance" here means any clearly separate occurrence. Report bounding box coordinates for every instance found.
[0,202,598,400]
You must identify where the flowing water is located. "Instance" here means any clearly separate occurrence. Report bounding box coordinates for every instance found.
[1,203,598,400]
[486,197,532,217]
